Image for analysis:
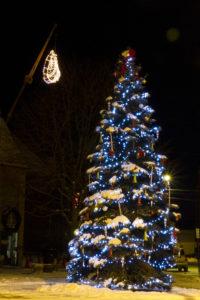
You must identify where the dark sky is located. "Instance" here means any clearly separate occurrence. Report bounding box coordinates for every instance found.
[0,1,200,228]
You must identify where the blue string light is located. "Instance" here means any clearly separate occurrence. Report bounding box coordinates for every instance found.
[66,49,176,292]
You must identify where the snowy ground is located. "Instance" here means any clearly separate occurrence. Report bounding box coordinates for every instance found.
[0,268,199,300]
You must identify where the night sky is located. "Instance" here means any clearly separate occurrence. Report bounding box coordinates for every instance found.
[0,1,200,228]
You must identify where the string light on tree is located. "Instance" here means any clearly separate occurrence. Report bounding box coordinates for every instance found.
[43,49,61,84]
[66,48,179,292]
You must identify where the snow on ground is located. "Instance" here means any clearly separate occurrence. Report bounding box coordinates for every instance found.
[0,281,200,300]
[0,267,199,300]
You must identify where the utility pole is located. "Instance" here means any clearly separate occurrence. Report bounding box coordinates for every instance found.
[196,228,200,276]
[6,24,57,124]
[163,174,171,207]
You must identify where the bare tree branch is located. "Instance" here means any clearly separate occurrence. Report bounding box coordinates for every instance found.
[11,56,112,247]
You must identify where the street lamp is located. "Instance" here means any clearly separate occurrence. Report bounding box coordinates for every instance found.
[163,174,171,207]
[6,24,58,124]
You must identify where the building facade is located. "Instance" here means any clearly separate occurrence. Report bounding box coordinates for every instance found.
[0,117,26,266]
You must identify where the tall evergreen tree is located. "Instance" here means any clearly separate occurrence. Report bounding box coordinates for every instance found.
[67,49,177,291]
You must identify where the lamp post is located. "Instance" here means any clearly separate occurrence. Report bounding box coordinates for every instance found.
[6,24,57,124]
[163,174,171,207]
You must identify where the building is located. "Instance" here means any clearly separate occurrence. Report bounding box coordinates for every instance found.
[0,116,26,266]
[0,116,46,266]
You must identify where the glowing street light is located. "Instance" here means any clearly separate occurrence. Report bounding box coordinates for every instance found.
[43,50,61,84]
[163,174,171,207]
[6,24,58,124]
[163,174,171,183]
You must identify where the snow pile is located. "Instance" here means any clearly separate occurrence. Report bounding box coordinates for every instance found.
[140,184,151,190]
[112,102,124,110]
[132,217,146,229]
[109,175,117,185]
[103,206,108,211]
[127,113,139,121]
[0,281,200,300]
[139,124,148,130]
[87,189,124,203]
[117,281,126,288]
[107,215,130,228]
[122,162,149,175]
[89,257,107,268]
[119,228,130,234]
[170,204,179,209]
[101,119,109,124]
[91,235,105,245]
[108,238,122,246]
[100,109,106,114]
[101,189,124,200]
[139,104,154,114]
[121,127,132,132]
[157,154,167,160]
[89,192,102,201]
[106,126,118,133]
[143,161,156,167]
[132,189,143,196]
[105,218,112,224]
[79,233,92,241]
[88,181,99,187]
[106,96,113,102]
[87,193,105,205]
[103,278,113,287]
[37,283,200,300]
[80,220,92,228]
[87,166,101,174]
[87,153,100,160]
[79,207,89,216]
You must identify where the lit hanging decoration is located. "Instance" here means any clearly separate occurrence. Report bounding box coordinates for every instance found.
[133,174,137,183]
[43,50,61,84]
[108,248,113,257]
[137,148,145,159]
[144,230,148,241]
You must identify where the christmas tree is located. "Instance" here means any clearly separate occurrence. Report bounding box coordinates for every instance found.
[66,49,178,291]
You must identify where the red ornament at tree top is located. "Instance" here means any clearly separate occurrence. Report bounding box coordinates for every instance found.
[129,48,136,57]
[121,48,136,58]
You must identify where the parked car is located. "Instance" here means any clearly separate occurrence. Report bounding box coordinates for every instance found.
[173,247,188,272]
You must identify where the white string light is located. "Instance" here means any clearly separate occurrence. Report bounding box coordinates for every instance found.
[43,50,61,84]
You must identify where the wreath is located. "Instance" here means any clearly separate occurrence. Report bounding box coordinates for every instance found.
[1,207,21,233]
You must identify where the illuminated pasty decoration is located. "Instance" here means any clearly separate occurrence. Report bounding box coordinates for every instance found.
[43,50,61,84]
